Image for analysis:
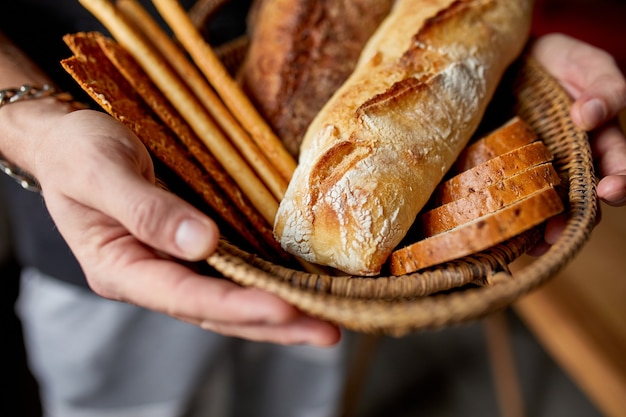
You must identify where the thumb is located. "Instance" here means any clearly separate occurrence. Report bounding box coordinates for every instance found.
[104,174,220,261]
[571,80,626,131]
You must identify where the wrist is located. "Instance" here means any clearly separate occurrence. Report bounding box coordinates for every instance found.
[0,84,87,192]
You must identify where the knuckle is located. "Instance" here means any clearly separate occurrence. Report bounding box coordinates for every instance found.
[614,81,626,102]
[128,195,163,238]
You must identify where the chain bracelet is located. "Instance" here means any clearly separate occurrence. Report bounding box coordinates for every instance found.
[0,84,82,193]
[0,84,74,107]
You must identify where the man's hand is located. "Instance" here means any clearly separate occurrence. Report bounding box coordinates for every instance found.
[35,109,341,346]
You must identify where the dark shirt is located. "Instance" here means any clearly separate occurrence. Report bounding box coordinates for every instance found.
[0,0,249,288]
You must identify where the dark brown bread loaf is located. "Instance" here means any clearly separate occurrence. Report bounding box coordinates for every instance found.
[239,0,395,158]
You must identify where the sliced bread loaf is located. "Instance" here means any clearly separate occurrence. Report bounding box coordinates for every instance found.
[390,187,564,275]
[389,116,563,275]
[434,140,554,205]
[420,162,561,237]
[451,116,538,173]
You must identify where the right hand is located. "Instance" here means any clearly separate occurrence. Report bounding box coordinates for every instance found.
[32,109,341,346]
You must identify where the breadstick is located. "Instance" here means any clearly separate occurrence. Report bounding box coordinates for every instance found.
[60,47,282,260]
[78,0,279,225]
[150,0,297,183]
[187,0,227,29]
[115,0,289,201]
[92,33,284,256]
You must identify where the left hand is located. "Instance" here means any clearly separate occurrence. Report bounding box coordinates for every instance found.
[529,33,626,253]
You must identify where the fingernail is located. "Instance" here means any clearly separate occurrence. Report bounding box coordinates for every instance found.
[580,98,607,129]
[175,219,214,259]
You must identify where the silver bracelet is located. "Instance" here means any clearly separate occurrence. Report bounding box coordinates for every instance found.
[0,84,81,193]
[0,84,74,107]
[0,156,41,192]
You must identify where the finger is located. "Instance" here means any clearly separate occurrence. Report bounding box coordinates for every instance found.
[197,316,343,347]
[104,240,342,345]
[120,260,341,346]
[48,194,310,328]
[591,123,626,205]
[526,213,568,257]
[597,175,626,207]
[526,202,603,257]
[96,171,219,261]
[526,240,550,257]
[562,43,626,130]
[108,249,341,345]
[97,251,300,323]
[543,213,569,246]
[591,123,626,177]
[571,85,626,132]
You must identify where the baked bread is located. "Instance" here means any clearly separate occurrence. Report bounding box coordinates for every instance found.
[434,140,554,205]
[451,116,538,173]
[389,186,564,274]
[61,32,288,262]
[392,117,563,274]
[240,0,395,158]
[420,162,561,237]
[274,0,534,276]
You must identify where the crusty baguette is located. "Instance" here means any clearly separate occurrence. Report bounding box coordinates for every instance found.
[274,0,534,276]
[451,116,538,173]
[420,163,561,237]
[434,141,554,205]
[389,187,564,275]
[240,0,395,158]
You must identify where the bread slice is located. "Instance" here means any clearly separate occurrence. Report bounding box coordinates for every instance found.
[389,186,564,275]
[434,140,554,205]
[420,162,561,237]
[451,116,538,173]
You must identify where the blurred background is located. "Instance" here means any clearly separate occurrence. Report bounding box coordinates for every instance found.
[3,0,626,416]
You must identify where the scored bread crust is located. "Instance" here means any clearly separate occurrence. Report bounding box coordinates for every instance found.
[274,0,534,276]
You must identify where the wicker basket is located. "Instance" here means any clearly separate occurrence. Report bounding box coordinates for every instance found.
[203,50,597,336]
